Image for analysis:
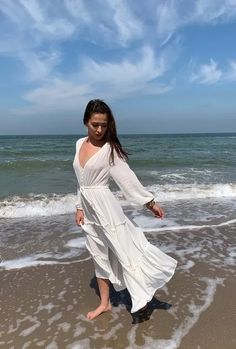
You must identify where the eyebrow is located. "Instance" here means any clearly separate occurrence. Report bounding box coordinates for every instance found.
[91,122,108,125]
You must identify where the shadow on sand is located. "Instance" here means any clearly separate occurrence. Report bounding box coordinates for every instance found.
[89,276,172,324]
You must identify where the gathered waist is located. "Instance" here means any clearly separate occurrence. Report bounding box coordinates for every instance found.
[80,185,109,190]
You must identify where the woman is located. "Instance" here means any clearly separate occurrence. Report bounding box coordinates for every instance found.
[73,99,177,321]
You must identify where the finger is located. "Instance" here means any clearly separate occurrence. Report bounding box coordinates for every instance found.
[76,217,82,225]
[155,210,164,219]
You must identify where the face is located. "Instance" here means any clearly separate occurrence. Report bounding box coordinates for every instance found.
[86,113,108,142]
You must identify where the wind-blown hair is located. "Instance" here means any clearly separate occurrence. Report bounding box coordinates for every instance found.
[83,99,129,165]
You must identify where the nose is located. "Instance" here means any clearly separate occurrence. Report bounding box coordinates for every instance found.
[96,126,102,133]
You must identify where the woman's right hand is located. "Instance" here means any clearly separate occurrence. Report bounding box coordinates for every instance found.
[75,209,84,225]
[150,203,165,219]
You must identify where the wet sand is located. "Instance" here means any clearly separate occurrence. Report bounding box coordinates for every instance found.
[0,246,235,349]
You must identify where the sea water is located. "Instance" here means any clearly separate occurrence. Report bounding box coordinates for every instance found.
[0,133,236,268]
[1,133,236,216]
[0,133,236,348]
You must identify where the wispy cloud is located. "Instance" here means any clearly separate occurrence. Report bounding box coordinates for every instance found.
[156,0,236,42]
[19,51,61,81]
[226,60,236,81]
[106,0,143,46]
[191,58,236,85]
[1,0,236,120]
[17,46,172,114]
[191,59,222,85]
[65,0,143,47]
[0,0,145,80]
[0,0,75,43]
[64,0,91,23]
[22,79,92,110]
[82,46,168,94]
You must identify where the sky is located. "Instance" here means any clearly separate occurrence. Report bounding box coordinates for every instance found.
[0,0,236,135]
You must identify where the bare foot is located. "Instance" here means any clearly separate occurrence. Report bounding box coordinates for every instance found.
[86,303,112,320]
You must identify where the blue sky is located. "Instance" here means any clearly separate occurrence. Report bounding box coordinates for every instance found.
[0,0,236,134]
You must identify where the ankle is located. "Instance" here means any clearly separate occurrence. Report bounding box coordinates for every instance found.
[100,301,111,308]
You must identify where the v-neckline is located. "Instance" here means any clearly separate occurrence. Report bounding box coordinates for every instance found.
[78,136,107,169]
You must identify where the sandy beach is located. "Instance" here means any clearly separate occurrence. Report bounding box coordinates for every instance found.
[1,221,235,349]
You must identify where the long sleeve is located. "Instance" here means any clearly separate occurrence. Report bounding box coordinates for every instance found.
[75,186,82,210]
[74,139,83,210]
[110,150,154,209]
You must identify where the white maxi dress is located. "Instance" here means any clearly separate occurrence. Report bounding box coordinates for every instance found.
[73,137,177,313]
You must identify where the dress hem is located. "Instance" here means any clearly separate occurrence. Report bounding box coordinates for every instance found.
[130,258,177,313]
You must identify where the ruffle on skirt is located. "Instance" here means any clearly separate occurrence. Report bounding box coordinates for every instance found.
[81,217,177,313]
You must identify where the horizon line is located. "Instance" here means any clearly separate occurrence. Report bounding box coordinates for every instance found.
[1,131,236,137]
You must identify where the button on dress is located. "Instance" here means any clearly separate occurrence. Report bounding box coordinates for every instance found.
[73,137,177,313]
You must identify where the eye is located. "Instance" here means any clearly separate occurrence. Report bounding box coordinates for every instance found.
[91,123,107,128]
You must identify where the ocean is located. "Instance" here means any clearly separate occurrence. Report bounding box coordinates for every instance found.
[1,133,236,216]
[0,133,236,348]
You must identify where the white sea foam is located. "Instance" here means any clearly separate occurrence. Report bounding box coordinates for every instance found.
[65,237,86,249]
[155,183,236,201]
[126,278,224,349]
[0,247,90,271]
[1,182,236,218]
[1,216,235,272]
[150,168,214,184]
[145,218,236,233]
[19,320,41,337]
[0,193,77,218]
[45,341,58,349]
[180,260,195,270]
[66,338,91,349]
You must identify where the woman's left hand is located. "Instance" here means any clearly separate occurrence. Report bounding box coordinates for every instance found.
[149,203,165,219]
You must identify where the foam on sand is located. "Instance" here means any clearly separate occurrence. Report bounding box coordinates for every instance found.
[126,278,224,349]
[0,237,88,271]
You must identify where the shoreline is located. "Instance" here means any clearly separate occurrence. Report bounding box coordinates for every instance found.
[1,250,235,349]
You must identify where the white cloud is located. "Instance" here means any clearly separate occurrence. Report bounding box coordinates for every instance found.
[0,1,175,116]
[64,0,91,23]
[191,58,236,85]
[226,60,236,81]
[0,0,75,41]
[81,46,172,98]
[106,0,143,46]
[0,0,144,78]
[2,0,235,120]
[13,46,172,115]
[84,46,165,84]
[65,0,143,46]
[156,0,236,41]
[19,51,61,81]
[191,59,222,85]
[21,79,92,113]
[0,0,74,80]
[19,0,44,23]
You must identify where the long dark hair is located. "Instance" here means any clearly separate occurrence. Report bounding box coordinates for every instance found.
[83,99,129,165]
